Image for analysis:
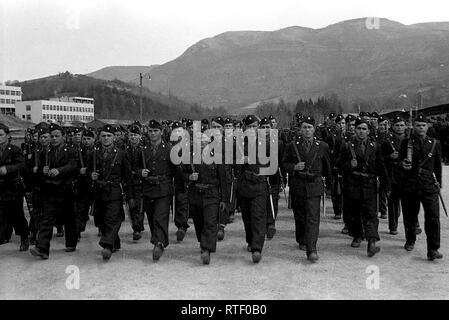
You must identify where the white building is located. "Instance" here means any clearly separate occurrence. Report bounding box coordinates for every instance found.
[0,85,22,115]
[15,96,95,124]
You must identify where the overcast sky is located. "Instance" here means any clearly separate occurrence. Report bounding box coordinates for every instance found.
[1,0,449,82]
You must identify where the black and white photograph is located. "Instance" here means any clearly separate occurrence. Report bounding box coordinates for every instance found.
[1,0,449,306]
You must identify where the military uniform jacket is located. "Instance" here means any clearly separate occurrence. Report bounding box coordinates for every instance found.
[381,133,405,185]
[88,144,134,201]
[136,141,179,198]
[398,134,442,194]
[325,130,345,169]
[0,143,26,201]
[282,137,331,198]
[37,143,77,196]
[338,137,389,199]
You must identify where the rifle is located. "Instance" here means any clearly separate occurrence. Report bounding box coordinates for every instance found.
[140,146,146,216]
[89,146,97,216]
[266,177,276,221]
[433,173,448,217]
[278,168,288,206]
[119,182,130,217]
[406,108,413,164]
[321,177,326,217]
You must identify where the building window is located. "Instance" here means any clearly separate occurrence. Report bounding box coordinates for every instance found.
[0,90,4,94]
[6,99,10,104]
[5,90,10,95]
[0,99,4,104]
[26,105,31,111]
[26,115,31,120]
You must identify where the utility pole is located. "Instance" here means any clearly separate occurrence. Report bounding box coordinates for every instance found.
[139,73,143,122]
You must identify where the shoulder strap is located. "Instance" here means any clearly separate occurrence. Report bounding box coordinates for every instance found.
[348,142,356,160]
[306,144,320,172]
[419,138,437,168]
[104,150,120,181]
[292,141,302,162]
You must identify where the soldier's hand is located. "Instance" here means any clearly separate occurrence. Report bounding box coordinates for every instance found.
[390,151,399,159]
[48,169,60,177]
[80,167,87,175]
[141,169,150,178]
[294,162,305,171]
[0,166,7,176]
[350,159,358,168]
[219,201,226,212]
[91,172,99,180]
[402,160,412,170]
[33,166,38,174]
[43,166,50,175]
[189,172,199,181]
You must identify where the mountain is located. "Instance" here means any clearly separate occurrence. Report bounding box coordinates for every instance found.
[86,65,158,82]
[90,18,449,112]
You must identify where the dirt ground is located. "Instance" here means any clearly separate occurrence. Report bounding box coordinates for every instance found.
[1,167,448,300]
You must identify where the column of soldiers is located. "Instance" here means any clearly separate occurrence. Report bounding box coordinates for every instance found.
[0,109,444,263]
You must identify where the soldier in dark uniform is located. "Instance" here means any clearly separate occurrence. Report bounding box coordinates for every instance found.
[283,116,331,262]
[375,116,389,220]
[124,124,146,241]
[170,121,190,242]
[30,124,78,259]
[183,130,228,264]
[137,120,180,261]
[0,123,29,250]
[399,113,443,260]
[325,114,346,220]
[223,117,237,224]
[89,124,134,261]
[338,117,389,257]
[260,117,284,240]
[381,115,406,235]
[235,115,269,263]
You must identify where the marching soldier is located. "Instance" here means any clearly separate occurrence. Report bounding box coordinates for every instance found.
[282,116,331,262]
[235,115,269,263]
[30,124,78,259]
[170,121,190,242]
[89,124,134,261]
[125,124,146,241]
[399,113,443,260]
[338,117,389,257]
[0,123,29,250]
[136,120,180,261]
[183,130,228,264]
[375,115,389,219]
[223,117,237,223]
[381,115,406,234]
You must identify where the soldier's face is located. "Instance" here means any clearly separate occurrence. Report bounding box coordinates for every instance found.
[356,124,369,140]
[347,121,356,133]
[33,133,39,142]
[100,132,114,147]
[300,123,315,139]
[392,121,406,135]
[40,133,50,146]
[245,122,258,137]
[224,123,234,131]
[336,120,346,132]
[0,129,8,144]
[378,120,388,133]
[129,132,141,145]
[260,124,271,130]
[171,127,185,141]
[148,128,162,142]
[114,132,122,141]
[50,130,65,147]
[83,136,94,147]
[74,132,83,143]
[270,119,277,128]
[414,121,428,137]
[211,122,223,131]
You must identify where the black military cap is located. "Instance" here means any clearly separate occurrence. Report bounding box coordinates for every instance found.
[201,124,208,132]
[371,111,379,118]
[224,117,233,125]
[359,111,367,117]
[345,114,356,122]
[201,118,209,125]
[377,115,387,123]
[128,124,141,134]
[132,120,142,127]
[269,115,275,120]
[335,114,345,123]
[0,123,9,134]
[355,117,369,127]
[302,115,315,126]
[172,121,183,130]
[414,113,427,123]
[295,113,302,119]
[211,116,224,126]
[186,119,194,128]
[392,115,405,124]
[259,117,270,126]
[73,127,82,134]
[166,120,173,125]
[148,120,162,130]
[242,114,259,126]
[39,127,50,135]
[49,123,64,133]
[27,128,36,134]
[100,124,115,134]
[181,118,187,123]
[328,112,336,119]
[83,128,95,138]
